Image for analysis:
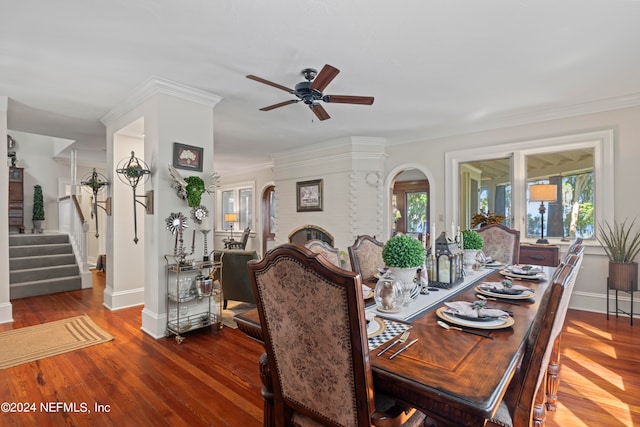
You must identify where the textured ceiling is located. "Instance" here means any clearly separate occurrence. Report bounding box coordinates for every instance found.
[3,1,640,174]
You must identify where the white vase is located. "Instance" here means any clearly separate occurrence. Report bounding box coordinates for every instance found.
[388,267,418,306]
[463,250,479,268]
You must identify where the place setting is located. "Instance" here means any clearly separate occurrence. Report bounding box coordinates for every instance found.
[475,278,536,301]
[435,299,515,331]
[366,312,412,351]
[499,264,547,280]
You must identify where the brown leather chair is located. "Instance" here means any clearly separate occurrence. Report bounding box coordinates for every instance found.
[348,235,385,282]
[477,223,520,265]
[247,244,426,427]
[487,260,580,427]
[304,239,341,267]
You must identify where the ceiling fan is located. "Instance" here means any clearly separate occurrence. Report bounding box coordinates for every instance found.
[246,64,374,121]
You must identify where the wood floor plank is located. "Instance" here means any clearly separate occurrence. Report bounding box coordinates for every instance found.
[1,270,638,426]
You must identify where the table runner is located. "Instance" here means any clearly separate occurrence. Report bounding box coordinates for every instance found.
[366,268,494,322]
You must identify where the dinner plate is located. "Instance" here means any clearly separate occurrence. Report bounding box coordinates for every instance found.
[475,286,536,300]
[367,317,386,337]
[364,289,374,300]
[485,261,505,268]
[436,307,515,330]
[499,269,547,280]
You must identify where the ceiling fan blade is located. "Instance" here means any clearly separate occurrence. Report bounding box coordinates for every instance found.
[309,104,330,121]
[310,64,340,92]
[324,95,375,105]
[260,100,300,111]
[246,75,294,94]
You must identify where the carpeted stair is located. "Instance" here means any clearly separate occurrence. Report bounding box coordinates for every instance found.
[9,234,82,299]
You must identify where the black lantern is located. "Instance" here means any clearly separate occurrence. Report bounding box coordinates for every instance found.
[431,232,463,289]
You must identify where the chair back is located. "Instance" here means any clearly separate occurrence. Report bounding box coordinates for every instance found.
[248,244,375,426]
[304,239,341,267]
[497,261,580,426]
[562,237,584,263]
[227,227,251,250]
[348,235,384,282]
[477,223,520,265]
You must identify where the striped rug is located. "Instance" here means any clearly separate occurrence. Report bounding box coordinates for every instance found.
[0,315,113,370]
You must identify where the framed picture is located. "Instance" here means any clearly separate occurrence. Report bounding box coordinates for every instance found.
[173,143,203,172]
[296,179,323,212]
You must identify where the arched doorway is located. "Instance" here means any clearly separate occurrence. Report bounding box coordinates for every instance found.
[389,168,432,249]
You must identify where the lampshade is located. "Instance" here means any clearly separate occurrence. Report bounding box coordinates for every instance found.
[225,213,238,223]
[530,184,557,203]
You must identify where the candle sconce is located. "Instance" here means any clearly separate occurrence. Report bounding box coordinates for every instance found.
[80,168,111,238]
[116,151,154,244]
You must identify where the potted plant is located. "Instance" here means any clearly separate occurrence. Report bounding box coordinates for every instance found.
[382,234,425,284]
[462,229,484,267]
[597,218,640,291]
[32,184,45,233]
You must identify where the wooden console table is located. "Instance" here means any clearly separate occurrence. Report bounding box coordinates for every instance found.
[519,243,559,267]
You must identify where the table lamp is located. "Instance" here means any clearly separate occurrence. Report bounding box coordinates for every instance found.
[530,184,557,244]
[224,213,238,240]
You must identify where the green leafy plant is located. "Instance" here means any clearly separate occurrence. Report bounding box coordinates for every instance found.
[596,218,640,263]
[382,234,425,268]
[184,176,206,208]
[462,229,483,250]
[32,185,45,221]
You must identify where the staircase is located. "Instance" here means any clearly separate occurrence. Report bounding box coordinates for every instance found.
[9,234,82,299]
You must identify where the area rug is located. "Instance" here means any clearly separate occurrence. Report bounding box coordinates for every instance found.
[0,315,114,370]
[221,301,256,329]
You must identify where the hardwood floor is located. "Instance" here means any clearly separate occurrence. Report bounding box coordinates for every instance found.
[1,271,638,426]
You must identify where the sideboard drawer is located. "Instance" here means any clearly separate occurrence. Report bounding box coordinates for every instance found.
[519,244,559,267]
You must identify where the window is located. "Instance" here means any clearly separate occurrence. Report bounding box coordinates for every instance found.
[447,130,613,242]
[217,182,255,232]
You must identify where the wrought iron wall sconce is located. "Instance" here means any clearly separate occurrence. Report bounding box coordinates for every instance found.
[116,151,154,244]
[80,168,111,238]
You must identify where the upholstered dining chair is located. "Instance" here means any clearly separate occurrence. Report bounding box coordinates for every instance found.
[348,235,385,282]
[247,244,426,427]
[226,227,250,250]
[476,223,520,265]
[487,261,579,427]
[304,239,342,268]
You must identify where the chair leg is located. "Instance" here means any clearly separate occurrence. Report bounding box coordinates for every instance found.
[259,352,276,427]
[546,337,561,411]
[533,384,547,427]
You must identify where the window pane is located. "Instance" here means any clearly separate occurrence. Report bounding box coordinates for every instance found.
[222,190,234,230]
[526,148,594,239]
[269,189,276,235]
[239,188,253,230]
[406,192,427,233]
[459,158,511,229]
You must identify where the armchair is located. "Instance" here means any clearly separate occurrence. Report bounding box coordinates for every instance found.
[213,249,259,309]
[225,227,250,250]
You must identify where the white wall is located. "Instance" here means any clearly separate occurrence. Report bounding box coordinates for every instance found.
[0,97,11,323]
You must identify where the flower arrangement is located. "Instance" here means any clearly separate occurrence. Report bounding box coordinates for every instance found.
[462,230,483,250]
[471,210,505,228]
[382,234,425,268]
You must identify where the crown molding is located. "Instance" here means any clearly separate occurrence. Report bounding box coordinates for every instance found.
[101,76,222,127]
[389,92,640,146]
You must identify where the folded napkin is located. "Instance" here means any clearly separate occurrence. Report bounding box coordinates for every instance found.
[479,281,533,293]
[506,265,543,275]
[443,301,509,319]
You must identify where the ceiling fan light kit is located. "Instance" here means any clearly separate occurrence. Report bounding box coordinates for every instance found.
[246,64,374,121]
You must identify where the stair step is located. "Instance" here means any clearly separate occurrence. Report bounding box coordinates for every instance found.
[9,243,74,258]
[10,264,80,284]
[9,233,69,246]
[10,254,77,270]
[10,276,82,300]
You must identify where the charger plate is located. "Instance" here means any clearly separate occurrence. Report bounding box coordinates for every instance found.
[476,286,535,300]
[436,307,515,330]
[367,317,386,338]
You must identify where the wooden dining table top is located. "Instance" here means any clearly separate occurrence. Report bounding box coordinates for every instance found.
[235,266,554,427]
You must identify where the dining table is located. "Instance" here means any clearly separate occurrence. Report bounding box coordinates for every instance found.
[235,265,555,427]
